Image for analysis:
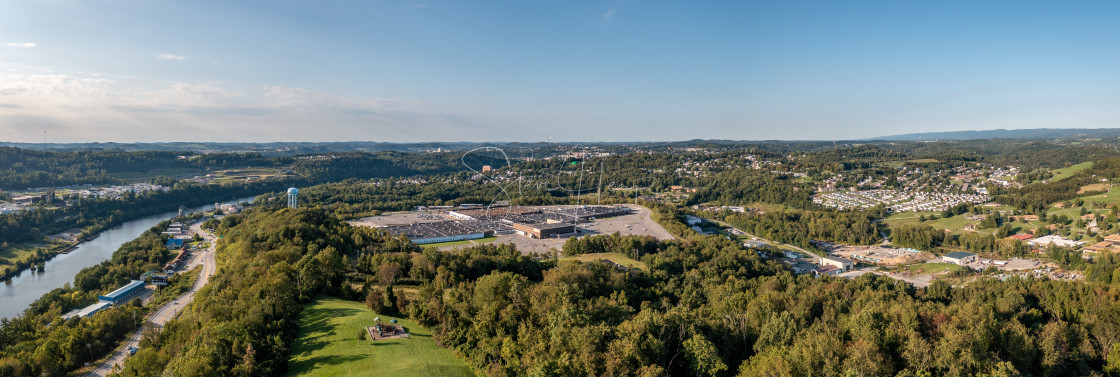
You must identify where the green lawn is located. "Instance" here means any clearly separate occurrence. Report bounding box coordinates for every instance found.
[1075,186,1120,209]
[884,213,973,231]
[286,297,474,377]
[884,213,1047,237]
[421,235,498,249]
[0,243,41,268]
[562,252,649,270]
[1050,162,1093,182]
[904,262,967,275]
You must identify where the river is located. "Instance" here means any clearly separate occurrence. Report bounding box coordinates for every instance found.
[0,196,256,320]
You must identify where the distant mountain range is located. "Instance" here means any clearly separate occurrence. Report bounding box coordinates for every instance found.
[872,128,1120,141]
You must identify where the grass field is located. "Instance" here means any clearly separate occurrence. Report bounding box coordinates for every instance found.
[885,213,1045,237]
[904,262,967,275]
[1050,162,1094,182]
[884,213,973,231]
[286,297,474,377]
[0,243,41,268]
[1079,183,1111,194]
[562,252,649,270]
[421,236,499,249]
[1077,186,1120,208]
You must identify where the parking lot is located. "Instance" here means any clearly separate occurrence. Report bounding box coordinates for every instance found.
[445,204,676,254]
[349,211,453,227]
[353,204,675,255]
[569,204,675,241]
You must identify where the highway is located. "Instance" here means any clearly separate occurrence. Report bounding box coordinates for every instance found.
[87,221,220,376]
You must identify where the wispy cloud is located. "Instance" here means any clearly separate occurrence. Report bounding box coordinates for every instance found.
[0,68,509,142]
[156,54,186,61]
[601,9,616,20]
[7,42,36,48]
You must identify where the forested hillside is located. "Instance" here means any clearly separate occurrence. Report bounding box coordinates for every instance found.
[100,206,1120,377]
[0,148,283,190]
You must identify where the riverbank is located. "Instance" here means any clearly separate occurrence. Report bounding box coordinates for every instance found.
[0,196,255,320]
[0,233,103,282]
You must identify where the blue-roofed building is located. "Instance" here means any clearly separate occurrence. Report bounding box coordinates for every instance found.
[98,280,146,306]
[166,239,184,250]
[62,301,112,320]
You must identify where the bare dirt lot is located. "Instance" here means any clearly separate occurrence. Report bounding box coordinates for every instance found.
[831,245,932,265]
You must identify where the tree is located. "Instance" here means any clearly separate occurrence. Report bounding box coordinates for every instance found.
[365,289,384,313]
[384,285,398,314]
[684,334,727,377]
[995,224,1012,238]
[378,263,402,285]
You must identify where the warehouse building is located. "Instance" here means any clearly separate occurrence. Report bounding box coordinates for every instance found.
[98,280,147,306]
[942,251,978,265]
[62,302,112,320]
[414,232,485,244]
[511,222,577,239]
[383,220,505,244]
[820,256,854,271]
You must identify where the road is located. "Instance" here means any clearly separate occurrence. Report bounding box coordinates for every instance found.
[711,218,822,264]
[87,222,220,376]
[715,218,936,287]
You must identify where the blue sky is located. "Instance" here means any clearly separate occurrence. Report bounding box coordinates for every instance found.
[1,0,1118,142]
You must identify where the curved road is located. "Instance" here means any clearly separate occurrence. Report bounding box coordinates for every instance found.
[711,218,822,264]
[87,221,220,376]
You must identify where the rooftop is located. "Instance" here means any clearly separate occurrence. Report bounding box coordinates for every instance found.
[944,251,977,259]
[100,280,145,300]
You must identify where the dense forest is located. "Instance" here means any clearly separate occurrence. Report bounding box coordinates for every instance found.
[688,170,814,208]
[724,209,883,247]
[0,148,284,190]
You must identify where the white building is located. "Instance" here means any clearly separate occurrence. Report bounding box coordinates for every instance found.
[820,256,854,271]
[942,251,978,265]
[1027,235,1085,249]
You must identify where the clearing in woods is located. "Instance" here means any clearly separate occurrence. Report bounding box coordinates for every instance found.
[285,297,474,377]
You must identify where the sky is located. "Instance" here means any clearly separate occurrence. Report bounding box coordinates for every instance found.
[1,0,1119,143]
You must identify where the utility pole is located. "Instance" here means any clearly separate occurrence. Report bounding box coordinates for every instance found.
[597,160,603,206]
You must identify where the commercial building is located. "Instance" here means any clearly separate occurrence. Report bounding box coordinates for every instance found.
[1027,235,1085,249]
[942,251,978,265]
[383,220,502,244]
[12,194,47,205]
[377,205,631,244]
[820,256,854,271]
[1083,234,1120,253]
[166,239,185,250]
[62,302,112,320]
[98,280,147,306]
[142,270,171,286]
[414,232,485,244]
[511,222,577,239]
[814,265,842,276]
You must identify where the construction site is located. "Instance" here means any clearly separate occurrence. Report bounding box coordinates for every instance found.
[830,245,933,266]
